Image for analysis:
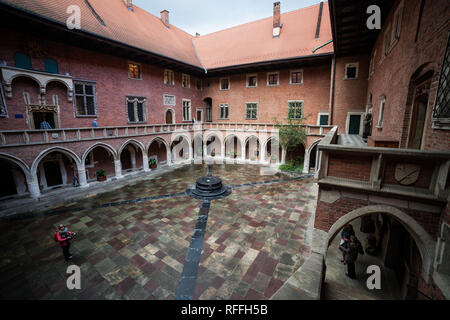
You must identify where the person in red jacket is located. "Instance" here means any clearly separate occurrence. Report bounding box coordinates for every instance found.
[55,224,76,261]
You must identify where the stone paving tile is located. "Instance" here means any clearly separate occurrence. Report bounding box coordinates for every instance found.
[0,164,317,300]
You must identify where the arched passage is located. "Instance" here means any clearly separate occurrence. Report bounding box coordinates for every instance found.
[264,137,282,163]
[148,137,169,167]
[119,140,144,173]
[303,139,321,173]
[224,135,242,159]
[192,134,204,160]
[0,155,30,199]
[32,147,82,191]
[82,143,117,181]
[205,133,222,157]
[171,135,191,163]
[245,136,260,161]
[323,205,435,300]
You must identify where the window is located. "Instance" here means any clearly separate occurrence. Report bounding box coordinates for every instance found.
[247,74,257,88]
[377,96,386,128]
[383,23,392,56]
[164,69,174,85]
[220,78,230,90]
[196,79,202,90]
[246,103,258,119]
[369,51,377,77]
[290,70,303,84]
[182,74,190,88]
[345,63,359,79]
[14,53,32,70]
[318,113,329,125]
[288,101,303,119]
[44,58,58,74]
[128,62,141,79]
[0,84,7,117]
[432,32,450,128]
[267,72,279,86]
[126,96,146,123]
[219,104,229,119]
[182,99,191,121]
[390,1,404,48]
[74,81,97,116]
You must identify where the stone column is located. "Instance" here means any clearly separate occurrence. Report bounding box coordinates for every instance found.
[302,149,310,174]
[114,160,123,178]
[143,153,150,172]
[78,164,88,187]
[129,148,136,169]
[27,174,41,199]
[260,143,266,165]
[281,148,286,164]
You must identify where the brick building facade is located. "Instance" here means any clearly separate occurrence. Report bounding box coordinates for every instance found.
[0,0,449,300]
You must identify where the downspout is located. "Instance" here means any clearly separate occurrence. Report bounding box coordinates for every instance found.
[330,55,336,125]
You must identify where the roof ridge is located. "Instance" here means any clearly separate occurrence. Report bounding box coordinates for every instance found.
[196,2,323,39]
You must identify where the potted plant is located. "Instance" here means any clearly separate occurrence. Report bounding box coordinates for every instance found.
[148,158,157,169]
[230,150,238,159]
[95,168,107,182]
[211,149,216,157]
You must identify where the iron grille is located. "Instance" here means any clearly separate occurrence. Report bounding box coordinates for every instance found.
[433,32,450,119]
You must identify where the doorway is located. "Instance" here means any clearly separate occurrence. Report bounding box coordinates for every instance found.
[196,109,203,122]
[44,161,63,187]
[408,81,430,149]
[348,114,362,134]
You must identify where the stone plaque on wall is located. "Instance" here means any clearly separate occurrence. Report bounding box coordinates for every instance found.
[163,94,176,106]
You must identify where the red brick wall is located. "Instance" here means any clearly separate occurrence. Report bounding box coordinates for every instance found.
[201,64,331,125]
[0,28,204,130]
[314,190,442,240]
[327,153,372,182]
[331,55,369,130]
[367,0,450,151]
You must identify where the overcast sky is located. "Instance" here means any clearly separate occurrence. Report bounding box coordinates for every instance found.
[133,0,323,36]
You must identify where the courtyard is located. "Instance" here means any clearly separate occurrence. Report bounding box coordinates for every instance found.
[0,164,318,300]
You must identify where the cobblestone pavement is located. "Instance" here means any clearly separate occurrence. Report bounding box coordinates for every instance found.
[0,164,318,300]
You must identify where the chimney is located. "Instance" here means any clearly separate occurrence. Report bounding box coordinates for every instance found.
[273,2,281,38]
[123,0,133,11]
[195,32,200,37]
[161,10,169,28]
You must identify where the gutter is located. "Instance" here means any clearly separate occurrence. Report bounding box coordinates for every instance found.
[312,39,333,53]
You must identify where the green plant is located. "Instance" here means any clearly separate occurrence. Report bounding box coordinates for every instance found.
[148,158,157,166]
[230,150,237,158]
[273,111,308,155]
[95,168,106,177]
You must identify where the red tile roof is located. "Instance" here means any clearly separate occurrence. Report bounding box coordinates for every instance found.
[0,0,333,71]
[193,2,333,70]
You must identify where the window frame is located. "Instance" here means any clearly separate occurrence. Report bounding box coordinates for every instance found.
[0,83,8,117]
[246,74,258,88]
[164,69,175,86]
[267,72,280,86]
[369,50,377,77]
[182,74,190,88]
[390,0,404,50]
[219,77,230,91]
[73,80,98,118]
[128,61,142,80]
[14,52,32,70]
[317,112,329,126]
[290,69,304,85]
[344,63,359,80]
[218,103,229,120]
[288,100,303,120]
[245,102,258,120]
[377,96,386,128]
[44,58,59,74]
[182,99,191,122]
[126,96,147,124]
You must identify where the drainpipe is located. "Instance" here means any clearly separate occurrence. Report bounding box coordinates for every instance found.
[330,55,336,125]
